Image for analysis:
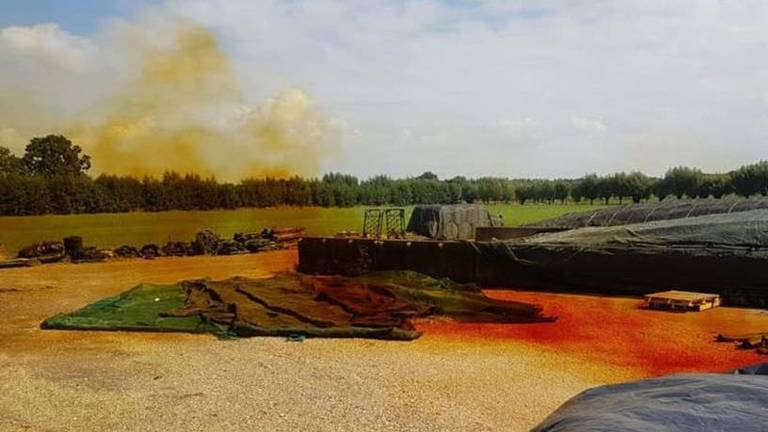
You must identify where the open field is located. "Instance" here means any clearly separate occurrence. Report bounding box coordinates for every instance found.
[485,203,607,226]
[1,250,766,431]
[0,203,608,255]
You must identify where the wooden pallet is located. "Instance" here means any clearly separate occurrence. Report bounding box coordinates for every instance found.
[644,290,721,312]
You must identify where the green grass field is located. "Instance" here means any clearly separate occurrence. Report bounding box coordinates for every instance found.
[486,203,607,226]
[0,203,609,255]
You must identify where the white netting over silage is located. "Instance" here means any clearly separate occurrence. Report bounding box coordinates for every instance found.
[530,197,768,229]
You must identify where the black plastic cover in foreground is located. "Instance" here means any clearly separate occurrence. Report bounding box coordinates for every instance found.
[532,364,768,432]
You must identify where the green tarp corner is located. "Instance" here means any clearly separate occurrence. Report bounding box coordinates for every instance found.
[41,283,227,336]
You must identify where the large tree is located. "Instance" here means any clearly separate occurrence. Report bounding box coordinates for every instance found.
[553,180,571,204]
[698,173,732,199]
[625,171,654,203]
[656,166,703,199]
[731,161,768,198]
[574,174,600,204]
[0,146,25,176]
[22,135,92,178]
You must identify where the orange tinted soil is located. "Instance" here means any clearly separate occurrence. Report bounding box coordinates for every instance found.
[416,290,768,377]
[2,251,765,379]
[9,251,768,430]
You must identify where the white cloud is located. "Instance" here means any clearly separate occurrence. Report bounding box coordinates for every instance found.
[164,0,768,177]
[0,23,96,71]
[570,116,606,133]
[0,23,110,129]
[497,118,538,134]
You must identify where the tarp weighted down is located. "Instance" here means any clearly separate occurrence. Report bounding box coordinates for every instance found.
[531,196,768,229]
[521,208,768,248]
[532,364,768,432]
[407,204,503,240]
[42,271,552,340]
[477,209,768,305]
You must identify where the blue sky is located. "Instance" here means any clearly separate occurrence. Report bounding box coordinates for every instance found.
[1,1,768,179]
[0,0,550,35]
[0,0,158,35]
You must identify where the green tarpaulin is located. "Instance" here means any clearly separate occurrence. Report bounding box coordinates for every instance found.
[42,271,551,340]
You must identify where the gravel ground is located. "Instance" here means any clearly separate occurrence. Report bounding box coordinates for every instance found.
[0,334,626,432]
[0,252,645,431]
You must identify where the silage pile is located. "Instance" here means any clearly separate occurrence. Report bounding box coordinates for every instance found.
[407,204,503,240]
[529,196,768,229]
[42,271,552,340]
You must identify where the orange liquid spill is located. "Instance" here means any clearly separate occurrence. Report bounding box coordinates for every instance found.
[416,290,768,377]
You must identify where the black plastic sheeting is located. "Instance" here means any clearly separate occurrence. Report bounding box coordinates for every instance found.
[299,209,768,306]
[531,197,768,229]
[532,364,768,432]
[520,208,768,248]
[407,204,503,240]
[481,209,768,306]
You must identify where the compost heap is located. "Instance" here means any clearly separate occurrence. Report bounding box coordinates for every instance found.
[42,271,551,340]
[530,196,768,229]
[532,363,768,432]
[407,204,503,240]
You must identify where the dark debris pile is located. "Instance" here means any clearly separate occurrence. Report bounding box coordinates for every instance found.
[4,227,305,268]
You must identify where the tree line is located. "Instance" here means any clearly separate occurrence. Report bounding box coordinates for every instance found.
[1,135,768,216]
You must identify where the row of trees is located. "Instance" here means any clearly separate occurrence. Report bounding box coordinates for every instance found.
[2,135,768,215]
[0,170,515,215]
[478,165,767,206]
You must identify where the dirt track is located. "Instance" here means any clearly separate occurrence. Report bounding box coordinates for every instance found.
[1,251,766,431]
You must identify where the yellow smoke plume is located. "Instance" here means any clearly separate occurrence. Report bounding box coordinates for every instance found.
[63,22,340,181]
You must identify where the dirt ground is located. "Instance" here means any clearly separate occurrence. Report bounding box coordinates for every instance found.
[1,251,766,431]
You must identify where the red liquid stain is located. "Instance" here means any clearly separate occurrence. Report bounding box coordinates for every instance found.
[416,290,768,377]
